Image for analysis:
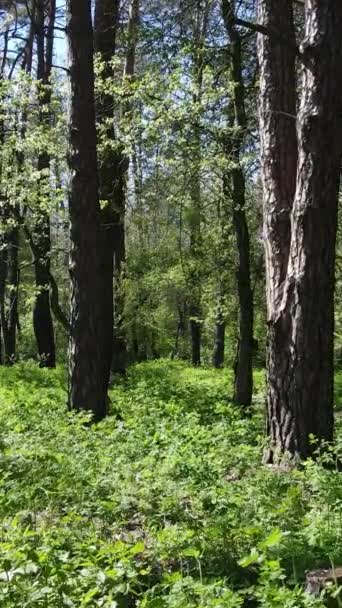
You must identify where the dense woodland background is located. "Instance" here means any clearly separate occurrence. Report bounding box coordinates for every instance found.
[0,0,267,368]
[0,0,342,606]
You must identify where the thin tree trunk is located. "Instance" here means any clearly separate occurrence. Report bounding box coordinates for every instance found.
[213,314,225,368]
[0,201,20,364]
[0,27,20,364]
[188,2,209,367]
[112,0,139,374]
[67,0,111,419]
[94,0,130,377]
[4,224,19,361]
[30,0,56,367]
[94,0,119,377]
[258,0,342,462]
[0,212,8,363]
[189,149,202,366]
[222,0,254,405]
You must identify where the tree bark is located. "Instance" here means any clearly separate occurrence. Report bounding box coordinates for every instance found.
[94,0,118,377]
[222,0,254,406]
[258,0,342,462]
[213,316,225,368]
[30,0,56,367]
[257,0,297,460]
[94,0,130,377]
[66,0,110,419]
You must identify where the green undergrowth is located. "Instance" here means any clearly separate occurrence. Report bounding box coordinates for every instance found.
[0,360,341,607]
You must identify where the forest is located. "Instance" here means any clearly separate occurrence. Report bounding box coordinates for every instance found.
[0,0,342,606]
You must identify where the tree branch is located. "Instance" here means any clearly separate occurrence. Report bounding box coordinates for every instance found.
[233,17,299,55]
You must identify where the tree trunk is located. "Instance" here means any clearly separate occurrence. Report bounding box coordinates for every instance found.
[4,224,19,362]
[0,215,7,363]
[0,106,18,364]
[222,0,254,406]
[0,201,20,365]
[94,0,139,376]
[66,0,110,419]
[0,31,20,364]
[31,0,56,367]
[94,0,130,377]
[94,0,119,377]
[189,159,202,367]
[188,2,209,367]
[213,316,225,368]
[258,0,342,462]
[112,0,139,374]
[257,0,297,460]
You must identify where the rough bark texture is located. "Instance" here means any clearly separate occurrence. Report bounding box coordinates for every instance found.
[257,0,297,460]
[67,0,110,419]
[258,0,342,461]
[31,0,56,367]
[257,0,297,308]
[222,0,254,405]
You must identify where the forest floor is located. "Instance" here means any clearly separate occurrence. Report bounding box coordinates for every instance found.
[0,360,341,607]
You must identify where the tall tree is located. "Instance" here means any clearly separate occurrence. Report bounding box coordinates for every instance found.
[67,0,111,419]
[112,0,139,373]
[258,0,342,462]
[221,0,254,406]
[0,18,26,364]
[29,0,56,367]
[94,0,120,377]
[94,0,139,376]
[188,0,209,366]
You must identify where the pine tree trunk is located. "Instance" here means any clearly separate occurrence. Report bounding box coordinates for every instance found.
[258,0,342,462]
[222,0,254,406]
[67,0,110,419]
[257,0,297,460]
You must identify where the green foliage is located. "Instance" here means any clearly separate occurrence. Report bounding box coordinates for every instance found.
[0,361,340,606]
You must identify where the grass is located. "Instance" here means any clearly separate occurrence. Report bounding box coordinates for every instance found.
[0,360,340,607]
